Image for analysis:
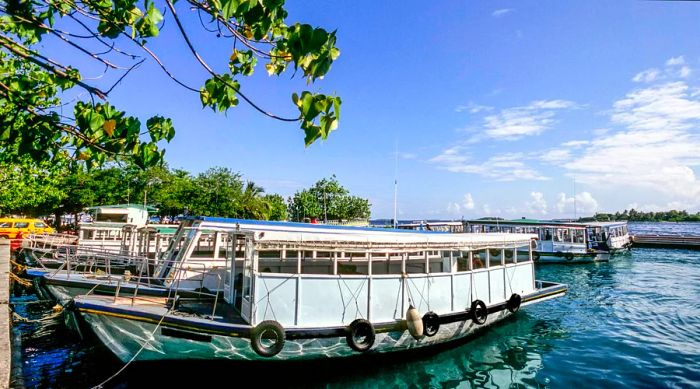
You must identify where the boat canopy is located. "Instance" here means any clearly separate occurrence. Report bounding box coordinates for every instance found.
[249,229,535,251]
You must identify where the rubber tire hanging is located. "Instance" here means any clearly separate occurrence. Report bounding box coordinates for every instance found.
[507,293,522,313]
[250,320,286,358]
[422,311,440,337]
[471,299,488,325]
[346,319,376,352]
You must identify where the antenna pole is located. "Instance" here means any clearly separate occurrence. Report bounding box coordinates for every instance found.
[393,141,398,228]
[573,178,577,221]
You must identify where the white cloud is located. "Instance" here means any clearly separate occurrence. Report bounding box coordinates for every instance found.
[561,140,589,148]
[482,99,577,140]
[564,79,700,203]
[555,192,599,214]
[482,204,492,214]
[446,193,476,215]
[539,149,572,163]
[430,149,549,181]
[526,192,548,215]
[679,66,691,78]
[447,202,461,215]
[455,102,493,114]
[492,8,514,17]
[632,68,659,83]
[666,56,685,66]
[463,193,475,210]
[592,128,610,136]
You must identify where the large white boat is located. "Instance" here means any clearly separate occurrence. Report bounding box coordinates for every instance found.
[32,217,441,303]
[70,224,566,362]
[465,219,631,263]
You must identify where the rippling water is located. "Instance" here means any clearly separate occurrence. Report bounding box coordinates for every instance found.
[10,229,700,388]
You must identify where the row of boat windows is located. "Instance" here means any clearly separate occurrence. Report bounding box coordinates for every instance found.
[467,225,588,243]
[217,248,529,275]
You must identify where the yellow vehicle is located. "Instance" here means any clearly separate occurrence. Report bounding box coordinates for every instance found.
[0,218,55,239]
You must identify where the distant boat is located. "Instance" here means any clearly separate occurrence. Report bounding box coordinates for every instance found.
[464,218,632,263]
[397,220,464,233]
[70,223,567,362]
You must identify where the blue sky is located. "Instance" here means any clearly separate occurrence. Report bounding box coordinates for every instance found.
[53,1,700,219]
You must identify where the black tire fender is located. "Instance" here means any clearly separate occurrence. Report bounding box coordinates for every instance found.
[507,293,522,313]
[346,318,375,352]
[422,311,440,337]
[555,251,564,258]
[533,252,540,262]
[470,299,488,325]
[565,252,574,261]
[250,320,285,358]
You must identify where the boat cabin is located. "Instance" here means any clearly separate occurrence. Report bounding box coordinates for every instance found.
[397,221,464,233]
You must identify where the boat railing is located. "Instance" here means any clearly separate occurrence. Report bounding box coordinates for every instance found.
[45,244,154,279]
[22,232,79,252]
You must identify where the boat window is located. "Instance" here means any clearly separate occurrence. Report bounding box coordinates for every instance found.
[370,252,402,275]
[488,248,503,266]
[189,233,217,258]
[516,247,530,263]
[574,229,585,243]
[543,228,553,241]
[339,257,369,275]
[457,251,469,272]
[300,254,333,275]
[504,248,516,264]
[472,250,487,270]
[406,252,427,274]
[428,251,451,273]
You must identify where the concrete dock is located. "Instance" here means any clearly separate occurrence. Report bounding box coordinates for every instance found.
[1,240,10,389]
[633,234,700,250]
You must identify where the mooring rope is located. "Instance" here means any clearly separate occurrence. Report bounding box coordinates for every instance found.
[92,307,171,389]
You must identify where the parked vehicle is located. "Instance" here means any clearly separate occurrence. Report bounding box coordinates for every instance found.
[0,218,55,239]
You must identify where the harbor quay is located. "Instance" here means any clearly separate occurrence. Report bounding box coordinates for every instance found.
[1,240,10,389]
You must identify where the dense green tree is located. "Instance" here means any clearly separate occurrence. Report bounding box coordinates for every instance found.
[188,166,244,217]
[587,209,700,222]
[288,175,370,222]
[0,0,341,169]
[0,153,64,216]
[262,194,287,221]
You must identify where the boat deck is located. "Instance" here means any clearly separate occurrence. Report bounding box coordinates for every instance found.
[632,234,700,250]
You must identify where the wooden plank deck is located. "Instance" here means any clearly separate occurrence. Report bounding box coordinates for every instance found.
[632,234,700,250]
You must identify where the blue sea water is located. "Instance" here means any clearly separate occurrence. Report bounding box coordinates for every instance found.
[9,222,700,388]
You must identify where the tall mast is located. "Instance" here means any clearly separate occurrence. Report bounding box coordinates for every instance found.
[393,141,398,228]
[573,178,577,221]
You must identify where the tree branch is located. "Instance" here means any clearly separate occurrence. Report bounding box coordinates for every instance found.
[165,0,300,122]
[0,35,108,99]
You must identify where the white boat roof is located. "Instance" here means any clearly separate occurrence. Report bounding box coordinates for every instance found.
[250,229,535,251]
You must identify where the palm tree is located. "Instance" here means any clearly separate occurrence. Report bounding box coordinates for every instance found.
[240,181,270,220]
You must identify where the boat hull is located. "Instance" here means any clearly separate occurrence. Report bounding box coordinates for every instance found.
[75,282,566,363]
[531,251,608,263]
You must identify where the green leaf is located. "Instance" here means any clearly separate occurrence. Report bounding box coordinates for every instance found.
[221,0,240,19]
